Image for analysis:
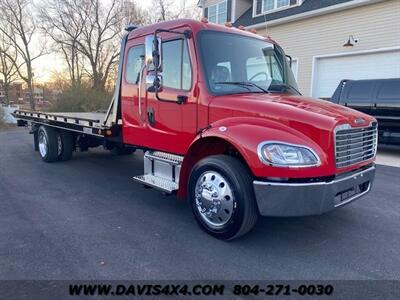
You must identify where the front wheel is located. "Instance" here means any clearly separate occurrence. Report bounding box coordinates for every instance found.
[188,155,259,240]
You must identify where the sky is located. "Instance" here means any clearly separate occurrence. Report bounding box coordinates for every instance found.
[32,0,195,83]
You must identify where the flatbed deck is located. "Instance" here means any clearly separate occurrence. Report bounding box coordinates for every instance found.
[12,110,111,137]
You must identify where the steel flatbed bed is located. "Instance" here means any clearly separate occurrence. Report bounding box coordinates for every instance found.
[12,110,112,137]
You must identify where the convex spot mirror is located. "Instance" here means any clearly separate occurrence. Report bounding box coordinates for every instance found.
[146,74,163,93]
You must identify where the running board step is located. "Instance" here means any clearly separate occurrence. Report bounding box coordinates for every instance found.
[133,174,178,194]
[145,151,183,165]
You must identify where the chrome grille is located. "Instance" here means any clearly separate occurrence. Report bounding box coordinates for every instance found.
[335,123,378,168]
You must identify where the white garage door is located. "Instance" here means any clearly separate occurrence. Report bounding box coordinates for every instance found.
[312,49,400,98]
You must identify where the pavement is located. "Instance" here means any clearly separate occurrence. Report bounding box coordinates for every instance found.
[0,127,400,280]
[376,145,400,168]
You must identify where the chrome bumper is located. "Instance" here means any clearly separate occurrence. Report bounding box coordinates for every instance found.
[253,166,376,217]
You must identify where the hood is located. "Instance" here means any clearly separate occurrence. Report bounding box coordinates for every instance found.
[209,93,375,131]
[208,93,376,150]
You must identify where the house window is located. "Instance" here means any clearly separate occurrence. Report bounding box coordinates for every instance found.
[259,0,299,14]
[208,0,228,24]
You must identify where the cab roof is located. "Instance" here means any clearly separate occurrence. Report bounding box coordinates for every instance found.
[128,19,276,44]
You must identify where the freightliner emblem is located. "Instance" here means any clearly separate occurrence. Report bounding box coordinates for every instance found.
[354,118,365,125]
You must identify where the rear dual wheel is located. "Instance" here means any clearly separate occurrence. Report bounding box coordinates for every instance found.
[38,126,74,162]
[57,131,74,161]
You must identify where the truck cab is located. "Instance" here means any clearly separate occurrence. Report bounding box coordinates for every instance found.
[14,19,378,240]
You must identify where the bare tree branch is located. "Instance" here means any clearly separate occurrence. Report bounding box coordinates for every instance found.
[0,0,44,110]
[0,33,20,105]
[39,0,141,91]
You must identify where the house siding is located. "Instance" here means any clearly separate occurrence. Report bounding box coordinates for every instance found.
[234,0,252,22]
[257,0,400,96]
[236,0,353,27]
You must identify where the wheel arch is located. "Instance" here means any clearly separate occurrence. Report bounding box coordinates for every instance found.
[177,135,251,199]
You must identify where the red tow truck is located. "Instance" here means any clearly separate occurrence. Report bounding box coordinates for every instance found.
[13,19,377,240]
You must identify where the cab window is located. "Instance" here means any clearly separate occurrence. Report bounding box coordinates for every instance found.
[162,39,192,90]
[125,45,145,84]
[246,55,283,83]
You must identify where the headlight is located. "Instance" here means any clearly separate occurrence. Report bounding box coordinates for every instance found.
[257,142,321,167]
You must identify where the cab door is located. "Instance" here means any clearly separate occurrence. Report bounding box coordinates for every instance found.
[121,37,148,147]
[144,35,198,154]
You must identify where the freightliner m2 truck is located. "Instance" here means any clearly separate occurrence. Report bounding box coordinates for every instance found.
[13,19,378,240]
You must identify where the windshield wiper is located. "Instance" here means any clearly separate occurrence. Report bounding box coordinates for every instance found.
[214,81,270,94]
[268,83,302,95]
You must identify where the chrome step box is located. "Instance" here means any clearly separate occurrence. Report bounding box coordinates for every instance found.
[133,151,183,193]
[133,174,179,193]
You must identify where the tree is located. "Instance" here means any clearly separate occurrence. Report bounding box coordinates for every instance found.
[40,0,130,91]
[0,34,19,105]
[148,0,202,23]
[0,0,45,110]
[121,0,148,26]
[39,0,85,88]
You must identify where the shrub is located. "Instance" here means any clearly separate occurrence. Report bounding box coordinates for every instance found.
[50,85,112,112]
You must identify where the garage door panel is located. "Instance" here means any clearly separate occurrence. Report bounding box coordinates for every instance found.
[313,50,400,98]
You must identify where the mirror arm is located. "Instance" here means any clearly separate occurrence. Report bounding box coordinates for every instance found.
[154,28,192,39]
[138,59,146,121]
[152,28,191,104]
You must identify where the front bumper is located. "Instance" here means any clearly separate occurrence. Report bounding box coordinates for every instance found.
[253,165,376,217]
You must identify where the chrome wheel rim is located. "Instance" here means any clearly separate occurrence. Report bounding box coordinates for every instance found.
[57,135,62,156]
[38,131,48,158]
[195,171,234,229]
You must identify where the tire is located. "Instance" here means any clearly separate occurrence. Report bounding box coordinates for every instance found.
[37,126,59,163]
[57,131,74,161]
[188,155,259,240]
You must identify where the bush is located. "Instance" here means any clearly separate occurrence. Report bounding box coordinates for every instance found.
[50,86,112,112]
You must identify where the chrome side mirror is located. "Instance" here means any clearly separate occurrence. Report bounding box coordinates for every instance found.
[145,35,162,72]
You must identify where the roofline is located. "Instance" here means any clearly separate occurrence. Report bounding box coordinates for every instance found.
[128,19,271,42]
[245,0,384,30]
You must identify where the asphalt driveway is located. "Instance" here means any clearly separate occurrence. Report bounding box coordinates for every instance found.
[0,128,399,280]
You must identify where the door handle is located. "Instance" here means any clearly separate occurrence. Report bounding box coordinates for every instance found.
[147,107,155,127]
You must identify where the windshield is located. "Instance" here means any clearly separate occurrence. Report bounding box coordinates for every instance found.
[198,31,299,95]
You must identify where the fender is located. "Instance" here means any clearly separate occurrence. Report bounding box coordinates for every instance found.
[178,117,334,199]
